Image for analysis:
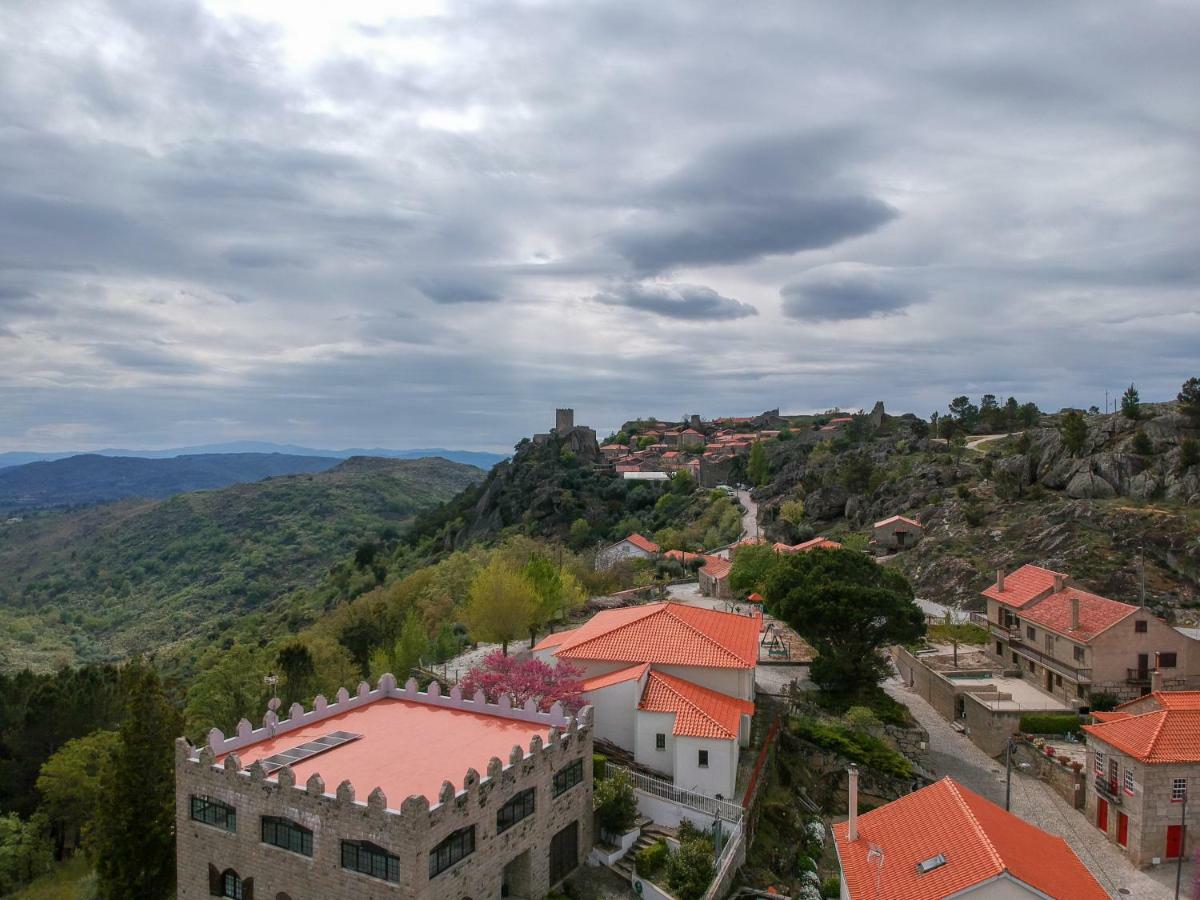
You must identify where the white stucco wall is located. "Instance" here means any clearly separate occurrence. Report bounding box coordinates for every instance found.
[596,540,655,570]
[583,678,643,751]
[674,735,738,798]
[634,710,677,778]
[654,664,753,701]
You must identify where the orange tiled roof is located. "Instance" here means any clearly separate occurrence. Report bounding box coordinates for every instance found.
[531,628,577,652]
[1019,587,1137,641]
[791,536,843,552]
[1123,691,1200,710]
[581,662,650,692]
[1084,708,1200,764]
[664,549,704,564]
[982,563,1065,608]
[638,670,754,739]
[700,556,733,579]
[833,777,1107,900]
[624,533,660,554]
[552,602,759,668]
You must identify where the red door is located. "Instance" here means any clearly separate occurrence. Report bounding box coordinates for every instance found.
[1097,798,1108,832]
[1166,825,1184,859]
[1118,812,1129,847]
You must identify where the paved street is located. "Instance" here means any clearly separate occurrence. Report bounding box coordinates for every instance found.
[885,676,1190,899]
[735,488,758,541]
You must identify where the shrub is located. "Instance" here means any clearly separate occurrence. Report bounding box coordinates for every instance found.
[1089,692,1120,713]
[666,824,716,900]
[593,769,639,836]
[1180,438,1199,471]
[1019,714,1083,736]
[1132,430,1154,456]
[790,717,913,779]
[592,753,607,781]
[634,840,668,877]
[821,875,842,898]
[843,706,882,733]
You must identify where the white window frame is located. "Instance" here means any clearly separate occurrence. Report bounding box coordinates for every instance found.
[1173,778,1187,803]
[1124,766,1135,796]
[1094,750,1104,776]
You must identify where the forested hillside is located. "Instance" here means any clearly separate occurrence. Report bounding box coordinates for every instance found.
[0,457,483,672]
[0,452,340,510]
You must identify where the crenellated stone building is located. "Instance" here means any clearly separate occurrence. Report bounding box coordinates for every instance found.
[176,674,593,900]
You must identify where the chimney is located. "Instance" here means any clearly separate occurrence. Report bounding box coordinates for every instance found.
[1053,573,1066,593]
[847,764,859,841]
[1070,597,1080,631]
[996,568,1005,592]
[1152,666,1163,694]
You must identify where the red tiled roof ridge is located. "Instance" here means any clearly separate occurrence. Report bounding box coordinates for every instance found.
[942,778,1006,875]
[662,604,753,668]
[639,670,753,739]
[625,533,660,553]
[643,671,734,739]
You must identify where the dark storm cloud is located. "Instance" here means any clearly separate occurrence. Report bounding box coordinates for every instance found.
[780,268,921,321]
[594,282,758,320]
[416,275,505,305]
[609,133,897,273]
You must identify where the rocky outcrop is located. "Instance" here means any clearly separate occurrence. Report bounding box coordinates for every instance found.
[806,485,849,520]
[1066,470,1117,499]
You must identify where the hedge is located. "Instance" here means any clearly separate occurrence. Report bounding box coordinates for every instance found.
[1019,714,1083,736]
[593,753,607,780]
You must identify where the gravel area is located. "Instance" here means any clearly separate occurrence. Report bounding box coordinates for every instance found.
[885,675,1189,899]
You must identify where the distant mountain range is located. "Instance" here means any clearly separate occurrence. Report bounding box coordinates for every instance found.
[0,441,507,471]
[0,453,344,510]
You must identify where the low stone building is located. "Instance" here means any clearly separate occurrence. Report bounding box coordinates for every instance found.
[176,675,593,900]
[698,555,733,599]
[871,514,923,552]
[595,533,659,570]
[1082,689,1200,866]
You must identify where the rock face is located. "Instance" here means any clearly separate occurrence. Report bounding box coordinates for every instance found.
[1066,470,1117,499]
[807,485,850,520]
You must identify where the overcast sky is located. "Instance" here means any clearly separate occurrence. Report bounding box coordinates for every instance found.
[2,1,1197,452]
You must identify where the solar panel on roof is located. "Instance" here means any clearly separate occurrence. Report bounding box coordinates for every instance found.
[257,731,362,774]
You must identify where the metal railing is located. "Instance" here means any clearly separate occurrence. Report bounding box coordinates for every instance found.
[1127,668,1151,683]
[609,764,744,823]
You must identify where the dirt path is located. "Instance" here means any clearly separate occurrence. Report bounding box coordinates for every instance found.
[965,432,1021,451]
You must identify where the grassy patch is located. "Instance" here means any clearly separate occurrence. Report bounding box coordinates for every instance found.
[789,716,913,780]
[926,622,989,645]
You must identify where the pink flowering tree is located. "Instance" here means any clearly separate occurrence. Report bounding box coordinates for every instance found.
[458,651,585,713]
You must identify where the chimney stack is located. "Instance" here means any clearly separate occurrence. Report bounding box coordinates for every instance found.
[996,568,1005,592]
[1053,573,1066,593]
[1152,664,1163,694]
[847,764,859,841]
[1070,597,1080,630]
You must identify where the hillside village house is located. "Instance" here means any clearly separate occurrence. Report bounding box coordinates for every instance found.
[176,675,593,900]
[984,564,1198,707]
[533,602,759,797]
[595,533,659,570]
[1082,689,1200,866]
[833,771,1107,899]
[870,514,923,552]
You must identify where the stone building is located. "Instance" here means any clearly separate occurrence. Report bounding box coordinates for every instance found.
[594,533,659,570]
[870,514,923,552]
[176,675,593,900]
[984,563,1199,707]
[1083,689,1200,866]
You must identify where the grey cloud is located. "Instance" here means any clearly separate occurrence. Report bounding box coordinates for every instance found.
[416,275,504,305]
[781,267,921,321]
[593,282,758,320]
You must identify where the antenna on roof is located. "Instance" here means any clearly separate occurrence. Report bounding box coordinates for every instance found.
[866,843,885,900]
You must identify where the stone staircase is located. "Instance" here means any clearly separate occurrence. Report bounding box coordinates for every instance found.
[610,820,676,881]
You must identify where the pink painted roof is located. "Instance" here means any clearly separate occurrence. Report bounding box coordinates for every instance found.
[219,698,549,807]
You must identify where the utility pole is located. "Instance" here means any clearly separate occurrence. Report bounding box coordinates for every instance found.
[1140,542,1146,608]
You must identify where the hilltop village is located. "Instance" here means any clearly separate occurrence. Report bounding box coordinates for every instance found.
[168,399,1200,900]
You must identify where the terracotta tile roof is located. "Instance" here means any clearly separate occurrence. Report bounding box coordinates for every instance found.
[552,602,759,669]
[772,542,794,553]
[700,556,732,579]
[982,563,1067,608]
[791,536,843,552]
[873,514,922,529]
[1019,587,1137,641]
[833,777,1107,900]
[1084,708,1200,764]
[624,533,660,554]
[581,662,650,692]
[638,670,754,740]
[531,628,577,652]
[830,416,854,424]
[1129,691,1200,710]
[664,549,704,564]
[747,592,763,603]
[1091,711,1133,723]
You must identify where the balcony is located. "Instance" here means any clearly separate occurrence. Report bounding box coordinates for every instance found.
[1127,668,1151,684]
[1095,779,1123,806]
[988,621,1021,643]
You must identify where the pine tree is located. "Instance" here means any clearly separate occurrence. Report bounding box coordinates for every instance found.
[1121,383,1141,420]
[93,659,183,900]
[747,441,770,486]
[1060,411,1088,456]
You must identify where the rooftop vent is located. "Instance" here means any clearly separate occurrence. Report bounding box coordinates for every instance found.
[916,853,947,875]
[257,731,361,774]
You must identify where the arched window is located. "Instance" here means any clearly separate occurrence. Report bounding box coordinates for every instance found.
[220,869,243,900]
[276,894,292,900]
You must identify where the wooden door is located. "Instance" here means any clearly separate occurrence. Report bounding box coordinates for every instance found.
[1118,812,1129,847]
[1097,797,1108,832]
[1166,824,1184,859]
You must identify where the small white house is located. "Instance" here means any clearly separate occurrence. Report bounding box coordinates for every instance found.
[871,515,923,552]
[595,533,660,570]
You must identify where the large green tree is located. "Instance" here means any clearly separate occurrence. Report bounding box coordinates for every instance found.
[184,644,268,737]
[1121,382,1141,420]
[1060,410,1088,456]
[1179,377,1200,425]
[93,659,183,900]
[464,558,536,654]
[729,543,783,596]
[36,729,119,857]
[747,441,770,486]
[763,549,924,699]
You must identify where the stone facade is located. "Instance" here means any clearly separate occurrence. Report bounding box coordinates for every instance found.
[1084,738,1198,866]
[176,677,594,899]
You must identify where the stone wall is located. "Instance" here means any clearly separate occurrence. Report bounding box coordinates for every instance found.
[1011,741,1085,809]
[177,676,594,899]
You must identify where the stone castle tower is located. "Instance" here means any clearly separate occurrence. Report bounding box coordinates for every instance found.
[555,408,575,432]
